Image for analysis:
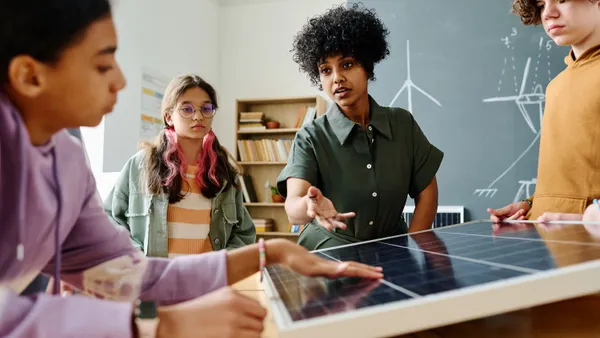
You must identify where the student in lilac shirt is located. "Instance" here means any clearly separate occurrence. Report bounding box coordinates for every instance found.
[0,1,383,337]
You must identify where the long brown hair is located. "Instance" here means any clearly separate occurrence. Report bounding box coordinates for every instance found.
[141,74,240,203]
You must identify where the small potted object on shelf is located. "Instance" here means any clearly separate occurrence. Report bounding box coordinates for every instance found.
[270,186,285,203]
[265,120,280,129]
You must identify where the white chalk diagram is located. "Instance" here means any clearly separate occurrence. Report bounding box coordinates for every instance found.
[514,178,537,202]
[474,33,554,202]
[389,40,442,113]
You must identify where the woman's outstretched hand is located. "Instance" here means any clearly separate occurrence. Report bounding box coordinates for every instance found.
[306,186,355,231]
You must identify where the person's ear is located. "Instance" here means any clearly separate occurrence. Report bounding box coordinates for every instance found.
[7,56,48,98]
[165,113,173,126]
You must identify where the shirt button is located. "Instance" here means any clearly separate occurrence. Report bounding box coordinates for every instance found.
[368,126,373,131]
[369,221,374,226]
[366,164,372,169]
[214,239,220,244]
[213,209,219,214]
[371,139,374,143]
[372,192,377,197]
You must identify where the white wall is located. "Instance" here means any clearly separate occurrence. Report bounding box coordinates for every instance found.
[84,0,342,179]
[216,0,342,152]
[97,0,221,172]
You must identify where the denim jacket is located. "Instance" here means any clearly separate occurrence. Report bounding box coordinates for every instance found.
[103,150,256,257]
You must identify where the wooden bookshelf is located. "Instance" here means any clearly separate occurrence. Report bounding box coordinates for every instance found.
[237,128,300,135]
[235,95,327,241]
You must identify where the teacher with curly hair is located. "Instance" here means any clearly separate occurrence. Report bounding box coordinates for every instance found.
[277,3,444,250]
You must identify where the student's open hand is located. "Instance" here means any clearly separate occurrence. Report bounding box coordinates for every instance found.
[270,239,383,280]
[156,287,267,338]
[306,186,355,230]
[536,212,583,223]
[583,201,600,222]
[487,201,531,223]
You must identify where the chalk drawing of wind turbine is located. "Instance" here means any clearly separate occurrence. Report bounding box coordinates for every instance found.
[474,57,546,199]
[389,40,442,113]
[482,57,544,134]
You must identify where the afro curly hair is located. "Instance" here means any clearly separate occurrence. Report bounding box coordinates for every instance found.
[291,3,390,88]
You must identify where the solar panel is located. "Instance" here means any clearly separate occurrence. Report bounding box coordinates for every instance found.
[262,220,600,338]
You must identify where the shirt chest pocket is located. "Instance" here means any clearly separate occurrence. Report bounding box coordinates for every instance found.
[125,193,153,217]
[125,194,153,244]
[220,203,239,226]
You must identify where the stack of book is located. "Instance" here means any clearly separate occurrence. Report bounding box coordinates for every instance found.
[253,218,273,232]
[238,112,265,131]
[237,138,293,162]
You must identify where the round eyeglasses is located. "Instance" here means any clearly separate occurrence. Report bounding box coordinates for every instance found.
[177,103,217,119]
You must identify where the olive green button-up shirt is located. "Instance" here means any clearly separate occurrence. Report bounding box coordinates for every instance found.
[277,96,443,250]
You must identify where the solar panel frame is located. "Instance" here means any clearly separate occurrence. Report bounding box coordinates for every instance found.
[262,220,600,338]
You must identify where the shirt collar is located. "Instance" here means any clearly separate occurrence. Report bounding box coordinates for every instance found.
[327,95,392,145]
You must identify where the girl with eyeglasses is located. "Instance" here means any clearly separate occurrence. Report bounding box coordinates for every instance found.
[104,74,256,257]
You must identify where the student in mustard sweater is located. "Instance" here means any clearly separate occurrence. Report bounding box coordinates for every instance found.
[489,0,600,223]
[104,74,256,257]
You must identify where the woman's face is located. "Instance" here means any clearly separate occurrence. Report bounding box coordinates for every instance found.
[166,87,215,140]
[318,54,369,110]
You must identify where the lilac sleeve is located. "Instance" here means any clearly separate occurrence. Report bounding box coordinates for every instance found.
[0,187,228,338]
[0,168,229,336]
[46,168,229,302]
[0,287,133,338]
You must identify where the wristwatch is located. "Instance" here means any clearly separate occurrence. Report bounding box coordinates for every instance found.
[520,198,533,208]
[136,300,157,319]
[132,300,158,338]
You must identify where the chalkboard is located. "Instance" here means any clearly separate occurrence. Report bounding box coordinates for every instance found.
[347,0,570,220]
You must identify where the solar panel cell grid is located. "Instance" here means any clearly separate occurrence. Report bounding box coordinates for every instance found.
[263,220,600,337]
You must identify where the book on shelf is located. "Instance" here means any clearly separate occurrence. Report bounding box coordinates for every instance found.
[253,218,274,232]
[289,224,306,233]
[237,138,293,162]
[238,174,258,203]
[239,112,266,131]
[293,106,317,128]
[237,106,317,132]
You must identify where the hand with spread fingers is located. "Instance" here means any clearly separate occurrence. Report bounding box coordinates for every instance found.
[274,239,383,279]
[306,186,355,231]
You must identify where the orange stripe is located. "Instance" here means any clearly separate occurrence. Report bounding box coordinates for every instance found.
[167,206,211,224]
[181,176,202,194]
[186,165,199,175]
[168,238,213,254]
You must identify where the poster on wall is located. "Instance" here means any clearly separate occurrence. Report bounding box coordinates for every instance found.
[140,68,169,142]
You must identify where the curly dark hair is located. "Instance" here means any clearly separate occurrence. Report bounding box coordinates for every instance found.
[512,0,598,25]
[291,3,390,88]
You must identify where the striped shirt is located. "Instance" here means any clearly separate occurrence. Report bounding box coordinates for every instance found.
[167,165,213,258]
